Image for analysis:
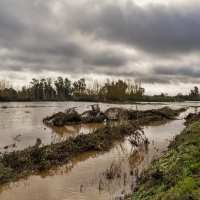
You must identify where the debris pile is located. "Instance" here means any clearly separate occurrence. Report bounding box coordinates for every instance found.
[43,108,81,126]
[81,104,105,123]
[104,107,130,120]
[43,105,187,126]
[185,112,200,125]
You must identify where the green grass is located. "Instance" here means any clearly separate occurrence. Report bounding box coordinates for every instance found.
[128,120,200,200]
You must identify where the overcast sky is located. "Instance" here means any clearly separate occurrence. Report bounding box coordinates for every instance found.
[0,0,200,95]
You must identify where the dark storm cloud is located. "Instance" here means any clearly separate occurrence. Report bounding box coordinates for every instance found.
[83,50,129,67]
[69,1,200,55]
[1,0,200,89]
[142,77,170,84]
[154,66,200,78]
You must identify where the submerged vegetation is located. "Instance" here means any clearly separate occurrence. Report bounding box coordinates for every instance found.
[0,107,184,186]
[0,122,146,185]
[128,113,200,200]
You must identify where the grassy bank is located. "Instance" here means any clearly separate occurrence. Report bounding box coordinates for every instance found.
[128,118,200,200]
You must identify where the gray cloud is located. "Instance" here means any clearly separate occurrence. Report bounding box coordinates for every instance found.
[67,1,200,55]
[154,66,200,78]
[0,0,200,93]
[142,76,170,84]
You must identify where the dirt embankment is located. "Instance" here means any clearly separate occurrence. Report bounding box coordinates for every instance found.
[127,112,200,200]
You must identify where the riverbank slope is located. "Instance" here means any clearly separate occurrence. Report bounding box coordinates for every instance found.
[128,116,200,200]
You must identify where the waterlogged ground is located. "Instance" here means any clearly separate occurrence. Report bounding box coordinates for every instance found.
[0,101,199,199]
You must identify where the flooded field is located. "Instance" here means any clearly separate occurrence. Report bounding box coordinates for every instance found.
[0,101,199,199]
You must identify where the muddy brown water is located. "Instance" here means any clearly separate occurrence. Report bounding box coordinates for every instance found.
[0,101,199,200]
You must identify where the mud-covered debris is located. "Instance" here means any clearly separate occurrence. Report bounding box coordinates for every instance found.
[13,135,21,141]
[81,104,106,123]
[186,113,194,121]
[88,104,100,113]
[43,104,108,126]
[104,107,130,120]
[43,105,187,126]
[35,138,42,147]
[185,112,200,125]
[128,109,139,120]
[43,108,81,126]
[81,110,105,123]
[4,143,16,149]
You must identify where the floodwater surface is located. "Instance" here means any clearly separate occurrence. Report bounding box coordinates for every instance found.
[0,101,198,152]
[0,101,199,199]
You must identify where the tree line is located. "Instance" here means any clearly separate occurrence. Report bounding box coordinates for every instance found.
[0,77,145,102]
[0,77,199,102]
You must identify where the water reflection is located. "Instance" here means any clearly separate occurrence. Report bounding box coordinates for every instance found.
[47,123,104,137]
[129,149,147,169]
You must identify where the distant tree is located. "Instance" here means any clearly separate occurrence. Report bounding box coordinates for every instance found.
[30,78,40,100]
[177,92,183,97]
[72,78,86,99]
[160,93,165,97]
[46,78,56,100]
[0,77,13,90]
[20,86,30,100]
[132,80,145,101]
[54,77,65,100]
[64,78,72,100]
[189,86,199,98]
[115,80,128,101]
[39,79,45,100]
[99,79,128,101]
[92,80,101,100]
